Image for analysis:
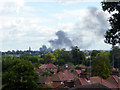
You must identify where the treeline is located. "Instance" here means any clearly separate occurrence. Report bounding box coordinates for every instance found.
[2,46,120,89]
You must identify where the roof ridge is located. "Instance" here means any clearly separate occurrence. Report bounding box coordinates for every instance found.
[103,78,117,88]
[113,75,118,83]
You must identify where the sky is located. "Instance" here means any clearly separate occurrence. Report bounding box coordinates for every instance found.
[0,0,113,51]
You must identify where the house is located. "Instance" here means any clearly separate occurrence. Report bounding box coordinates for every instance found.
[74,76,118,89]
[39,63,57,73]
[74,78,90,87]
[52,82,65,88]
[51,70,76,88]
[72,83,110,89]
[112,68,119,76]
[72,70,81,77]
[90,76,118,89]
[60,64,74,71]
[37,75,53,88]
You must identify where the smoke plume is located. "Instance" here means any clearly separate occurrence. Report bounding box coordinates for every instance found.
[82,7,109,37]
[49,7,109,50]
[72,7,109,49]
[49,30,73,49]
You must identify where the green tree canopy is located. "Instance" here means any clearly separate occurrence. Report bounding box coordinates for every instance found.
[91,50,100,60]
[93,51,112,79]
[110,46,120,69]
[102,1,120,46]
[2,58,42,90]
[44,52,56,64]
[71,46,85,65]
[53,49,72,65]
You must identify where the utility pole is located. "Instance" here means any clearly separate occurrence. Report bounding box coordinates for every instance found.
[90,52,92,77]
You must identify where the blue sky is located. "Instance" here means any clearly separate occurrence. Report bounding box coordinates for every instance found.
[0,0,112,51]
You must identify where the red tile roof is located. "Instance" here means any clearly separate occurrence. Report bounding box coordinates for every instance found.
[60,64,74,71]
[51,70,76,82]
[39,63,57,69]
[76,70,81,74]
[38,75,51,84]
[107,75,119,88]
[90,76,117,88]
[34,68,44,74]
[52,82,63,88]
[74,78,90,87]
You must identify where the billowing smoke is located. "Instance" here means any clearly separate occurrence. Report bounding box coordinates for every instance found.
[49,7,109,50]
[82,7,109,37]
[72,7,109,49]
[49,30,73,49]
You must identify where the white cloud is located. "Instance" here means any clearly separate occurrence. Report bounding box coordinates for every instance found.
[55,0,101,4]
[0,0,24,15]
[53,9,87,20]
[24,0,101,3]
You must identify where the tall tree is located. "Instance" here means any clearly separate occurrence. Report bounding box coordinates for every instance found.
[2,58,42,90]
[44,52,56,64]
[53,49,72,65]
[102,1,120,47]
[93,51,111,79]
[71,46,85,65]
[110,46,120,69]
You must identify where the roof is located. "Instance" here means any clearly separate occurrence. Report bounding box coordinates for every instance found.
[72,83,110,89]
[52,82,64,88]
[74,78,90,86]
[107,75,119,87]
[90,76,117,88]
[34,68,44,74]
[76,70,81,74]
[60,64,74,71]
[39,63,57,69]
[51,70,76,82]
[38,75,51,84]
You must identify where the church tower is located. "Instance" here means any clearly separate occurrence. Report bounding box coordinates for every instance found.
[29,46,31,51]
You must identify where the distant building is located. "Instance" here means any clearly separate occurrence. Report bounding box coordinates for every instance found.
[29,46,31,51]
[39,45,52,52]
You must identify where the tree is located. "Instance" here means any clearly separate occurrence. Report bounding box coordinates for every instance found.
[91,50,100,60]
[2,58,42,90]
[53,49,72,65]
[44,52,56,64]
[71,46,85,65]
[110,46,120,69]
[102,1,120,47]
[93,51,112,79]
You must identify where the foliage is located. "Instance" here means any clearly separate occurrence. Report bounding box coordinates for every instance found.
[91,50,100,60]
[110,46,120,69]
[41,71,54,77]
[53,49,72,65]
[75,65,81,70]
[71,46,86,65]
[45,84,54,88]
[44,52,56,64]
[2,58,42,90]
[102,2,120,46]
[92,51,111,79]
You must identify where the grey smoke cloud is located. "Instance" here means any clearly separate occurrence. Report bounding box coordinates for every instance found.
[49,7,109,50]
[72,7,109,49]
[82,7,108,37]
[49,30,73,49]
